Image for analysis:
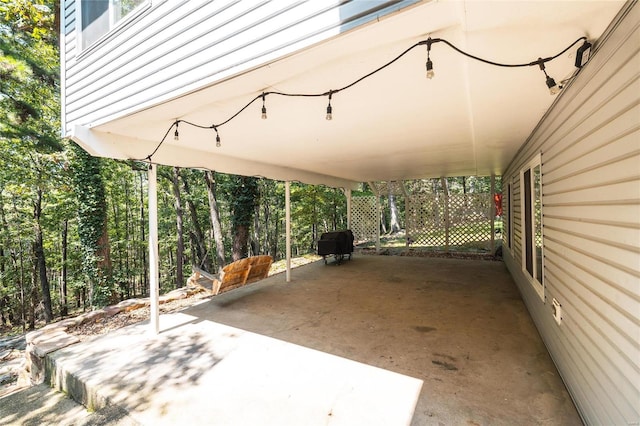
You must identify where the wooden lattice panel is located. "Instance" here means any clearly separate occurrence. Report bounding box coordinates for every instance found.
[351,196,378,243]
[375,181,404,196]
[447,194,492,247]
[406,193,492,250]
[406,194,446,246]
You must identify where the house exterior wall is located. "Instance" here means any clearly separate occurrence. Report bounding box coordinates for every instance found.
[501,2,640,424]
[60,0,418,136]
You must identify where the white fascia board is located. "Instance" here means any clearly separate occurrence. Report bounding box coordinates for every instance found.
[70,125,359,190]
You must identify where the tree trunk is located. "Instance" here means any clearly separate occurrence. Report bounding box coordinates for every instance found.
[96,214,113,304]
[389,191,401,234]
[182,174,210,271]
[70,143,111,308]
[229,176,259,261]
[233,225,250,261]
[33,188,52,322]
[29,274,37,329]
[60,219,68,317]
[171,167,184,289]
[0,199,7,326]
[123,177,132,298]
[272,210,279,260]
[204,171,226,272]
[252,203,260,256]
[380,204,387,234]
[262,193,271,257]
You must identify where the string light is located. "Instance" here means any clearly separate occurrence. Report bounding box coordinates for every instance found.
[538,59,561,95]
[425,38,434,79]
[261,93,267,119]
[139,35,588,161]
[214,126,221,147]
[326,92,333,121]
[173,121,179,141]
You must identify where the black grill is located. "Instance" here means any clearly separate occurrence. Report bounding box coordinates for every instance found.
[317,230,354,265]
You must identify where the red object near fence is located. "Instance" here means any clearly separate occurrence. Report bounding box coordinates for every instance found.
[494,194,503,217]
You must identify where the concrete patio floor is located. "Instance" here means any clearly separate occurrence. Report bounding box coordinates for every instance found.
[46,255,581,425]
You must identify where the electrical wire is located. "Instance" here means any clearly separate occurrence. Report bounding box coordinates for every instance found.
[138,35,588,162]
[429,36,586,68]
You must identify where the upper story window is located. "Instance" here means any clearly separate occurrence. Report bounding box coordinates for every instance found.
[80,0,148,50]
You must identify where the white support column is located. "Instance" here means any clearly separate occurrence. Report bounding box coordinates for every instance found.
[490,174,496,254]
[285,181,291,283]
[148,164,160,335]
[345,189,352,230]
[368,182,381,253]
[376,195,381,253]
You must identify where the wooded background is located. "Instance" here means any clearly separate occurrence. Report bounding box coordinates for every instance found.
[0,0,498,332]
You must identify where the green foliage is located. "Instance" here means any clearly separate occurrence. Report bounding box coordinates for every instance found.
[227,175,259,228]
[0,0,506,330]
[68,142,111,307]
[0,0,60,152]
[69,145,106,248]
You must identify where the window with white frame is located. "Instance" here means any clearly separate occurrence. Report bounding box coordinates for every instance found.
[79,0,148,50]
[521,155,544,299]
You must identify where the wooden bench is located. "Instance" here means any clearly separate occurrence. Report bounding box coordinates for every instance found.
[189,255,273,295]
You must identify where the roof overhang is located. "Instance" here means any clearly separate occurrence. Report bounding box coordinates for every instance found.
[74,0,625,188]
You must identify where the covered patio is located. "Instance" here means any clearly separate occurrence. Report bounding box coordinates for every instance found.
[57,1,637,422]
[47,255,580,425]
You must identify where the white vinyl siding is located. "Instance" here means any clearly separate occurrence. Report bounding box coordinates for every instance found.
[60,0,419,136]
[502,3,640,424]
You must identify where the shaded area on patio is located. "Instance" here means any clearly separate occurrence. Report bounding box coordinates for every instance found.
[47,255,580,425]
[185,254,581,425]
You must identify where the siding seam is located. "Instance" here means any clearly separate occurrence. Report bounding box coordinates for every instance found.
[548,269,640,418]
[503,17,640,178]
[66,2,388,120]
[544,198,640,207]
[544,173,640,196]
[545,224,640,254]
[545,255,640,345]
[505,251,612,425]
[543,120,640,176]
[544,234,640,293]
[543,214,640,229]
[542,62,640,161]
[542,147,640,186]
[67,0,271,90]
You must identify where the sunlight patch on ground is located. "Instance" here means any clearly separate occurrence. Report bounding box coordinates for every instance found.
[51,313,423,426]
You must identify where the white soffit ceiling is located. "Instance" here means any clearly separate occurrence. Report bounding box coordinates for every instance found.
[95,0,625,186]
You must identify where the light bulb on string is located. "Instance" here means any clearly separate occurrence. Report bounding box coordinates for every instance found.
[426,58,434,79]
[261,93,267,119]
[546,75,560,95]
[538,59,561,95]
[213,126,221,147]
[425,38,435,79]
[143,35,591,162]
